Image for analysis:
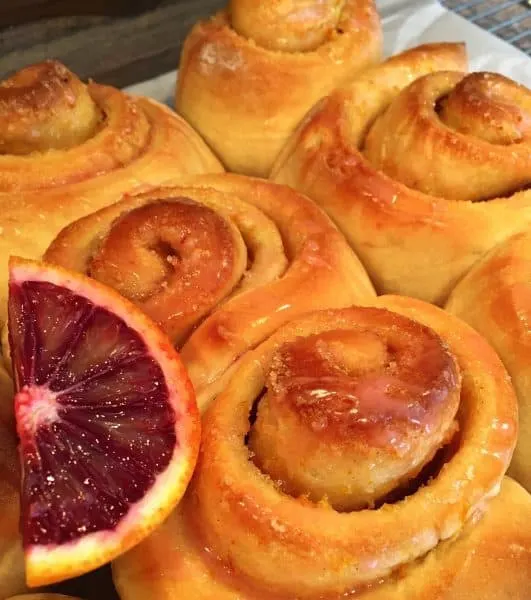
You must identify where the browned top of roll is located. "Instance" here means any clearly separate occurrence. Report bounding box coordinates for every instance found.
[0,60,223,329]
[250,308,460,510]
[272,42,531,306]
[113,297,527,600]
[364,70,531,201]
[0,59,222,193]
[43,173,376,411]
[0,61,101,155]
[176,0,381,176]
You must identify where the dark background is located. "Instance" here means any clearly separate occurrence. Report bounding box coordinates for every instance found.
[0,0,529,89]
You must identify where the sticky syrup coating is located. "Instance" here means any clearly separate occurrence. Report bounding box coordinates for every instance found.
[249,316,461,510]
[87,198,247,344]
[0,61,101,155]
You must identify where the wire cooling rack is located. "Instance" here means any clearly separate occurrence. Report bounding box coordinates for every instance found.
[441,0,531,55]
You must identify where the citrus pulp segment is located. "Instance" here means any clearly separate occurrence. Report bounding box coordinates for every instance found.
[8,257,200,587]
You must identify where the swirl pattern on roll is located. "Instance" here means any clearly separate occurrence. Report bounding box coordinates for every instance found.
[43,173,375,410]
[113,298,531,599]
[0,60,223,325]
[272,43,531,305]
[446,230,531,493]
[176,0,381,176]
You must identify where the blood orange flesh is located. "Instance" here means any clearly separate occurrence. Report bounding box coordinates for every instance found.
[8,258,200,587]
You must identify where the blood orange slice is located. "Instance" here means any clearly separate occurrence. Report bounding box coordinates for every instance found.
[8,257,200,588]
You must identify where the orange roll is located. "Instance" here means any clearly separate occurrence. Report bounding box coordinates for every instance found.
[42,173,375,410]
[0,60,223,326]
[446,230,531,492]
[113,297,531,599]
[272,42,531,305]
[176,0,382,176]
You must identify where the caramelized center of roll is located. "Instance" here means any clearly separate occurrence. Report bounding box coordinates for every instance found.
[230,0,346,52]
[0,60,101,154]
[438,73,531,145]
[363,71,531,201]
[89,198,247,344]
[249,316,460,510]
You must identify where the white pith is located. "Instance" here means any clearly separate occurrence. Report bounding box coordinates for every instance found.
[16,385,59,438]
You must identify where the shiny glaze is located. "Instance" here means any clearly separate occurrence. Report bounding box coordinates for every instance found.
[445,230,531,491]
[272,43,531,306]
[249,312,460,510]
[88,197,246,344]
[45,174,375,412]
[113,300,523,600]
[186,303,516,597]
[265,327,457,442]
[0,63,150,191]
[364,71,531,202]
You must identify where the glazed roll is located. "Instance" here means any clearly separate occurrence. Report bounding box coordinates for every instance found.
[113,297,531,599]
[41,173,375,410]
[272,42,531,305]
[0,60,223,326]
[0,421,25,598]
[176,0,382,176]
[446,231,531,492]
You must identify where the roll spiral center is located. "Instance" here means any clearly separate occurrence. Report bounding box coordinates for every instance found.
[438,73,531,145]
[249,312,461,510]
[87,198,248,344]
[0,61,101,154]
[230,0,346,52]
[363,71,531,201]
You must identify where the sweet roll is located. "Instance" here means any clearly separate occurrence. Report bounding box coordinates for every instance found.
[113,297,531,599]
[446,230,531,492]
[0,60,223,325]
[272,43,531,305]
[40,173,376,410]
[176,0,382,176]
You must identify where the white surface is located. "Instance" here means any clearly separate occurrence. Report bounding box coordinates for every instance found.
[125,0,531,103]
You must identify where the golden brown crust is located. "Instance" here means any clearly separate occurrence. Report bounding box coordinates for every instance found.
[176,0,381,176]
[231,0,351,53]
[0,60,101,155]
[42,173,376,411]
[272,43,531,305]
[113,298,529,599]
[0,61,224,328]
[113,478,531,600]
[446,231,531,492]
[249,314,461,510]
[363,71,531,201]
